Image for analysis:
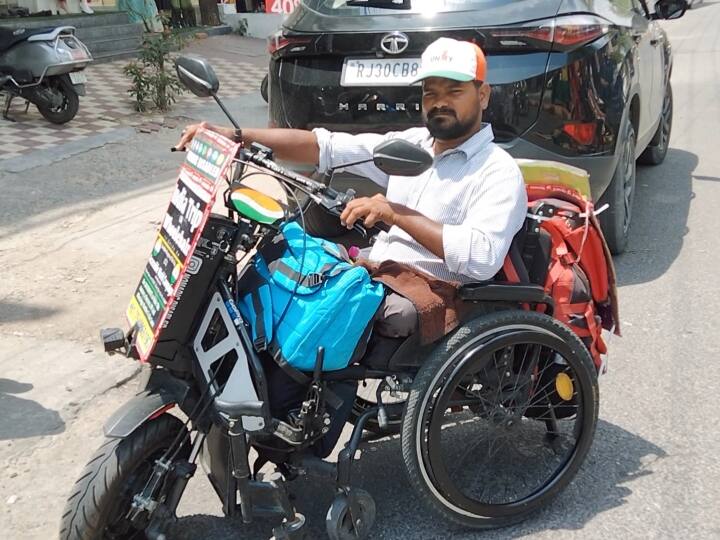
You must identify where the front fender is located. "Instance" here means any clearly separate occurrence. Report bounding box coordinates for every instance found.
[103,370,191,439]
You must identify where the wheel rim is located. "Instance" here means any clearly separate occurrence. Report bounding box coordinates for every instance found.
[417,330,593,518]
[621,133,636,236]
[47,81,70,114]
[104,448,169,539]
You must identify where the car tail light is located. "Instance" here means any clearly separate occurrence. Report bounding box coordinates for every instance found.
[490,15,610,51]
[563,121,598,146]
[268,32,312,55]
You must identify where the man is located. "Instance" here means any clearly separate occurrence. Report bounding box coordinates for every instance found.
[177,37,528,340]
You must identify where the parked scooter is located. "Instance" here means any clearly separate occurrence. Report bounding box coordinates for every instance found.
[0,25,92,124]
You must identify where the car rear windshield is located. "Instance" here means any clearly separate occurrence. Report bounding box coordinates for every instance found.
[301,0,518,16]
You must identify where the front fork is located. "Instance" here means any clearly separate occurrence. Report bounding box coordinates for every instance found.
[127,431,206,540]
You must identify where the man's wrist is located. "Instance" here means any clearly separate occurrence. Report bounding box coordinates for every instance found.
[389,203,402,227]
[231,128,243,143]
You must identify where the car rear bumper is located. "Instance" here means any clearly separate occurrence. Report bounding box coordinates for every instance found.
[501,136,618,201]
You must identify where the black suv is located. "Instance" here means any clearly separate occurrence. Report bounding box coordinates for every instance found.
[266,0,688,253]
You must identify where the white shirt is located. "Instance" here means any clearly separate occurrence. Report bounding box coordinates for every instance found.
[313,125,527,283]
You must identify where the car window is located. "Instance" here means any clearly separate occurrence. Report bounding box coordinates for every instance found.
[301,0,519,16]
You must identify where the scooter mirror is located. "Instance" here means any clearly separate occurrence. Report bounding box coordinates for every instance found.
[373,139,433,177]
[175,54,220,97]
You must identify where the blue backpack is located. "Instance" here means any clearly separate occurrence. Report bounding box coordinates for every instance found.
[238,221,385,373]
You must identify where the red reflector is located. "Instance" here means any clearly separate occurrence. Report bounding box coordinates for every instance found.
[148,403,175,420]
[490,16,608,49]
[563,122,597,146]
[268,35,311,55]
[554,25,607,47]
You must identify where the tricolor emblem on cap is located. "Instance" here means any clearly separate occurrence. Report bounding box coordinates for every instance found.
[411,37,487,84]
[230,187,285,225]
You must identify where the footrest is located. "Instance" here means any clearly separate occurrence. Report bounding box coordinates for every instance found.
[100,327,128,353]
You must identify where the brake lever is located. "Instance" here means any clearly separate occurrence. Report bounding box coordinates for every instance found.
[352,220,390,238]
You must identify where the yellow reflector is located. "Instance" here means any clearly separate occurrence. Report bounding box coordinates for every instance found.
[555,372,574,401]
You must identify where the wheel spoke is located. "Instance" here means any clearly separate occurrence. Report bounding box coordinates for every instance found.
[421,332,591,512]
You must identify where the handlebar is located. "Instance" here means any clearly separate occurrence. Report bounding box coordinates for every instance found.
[239,146,388,238]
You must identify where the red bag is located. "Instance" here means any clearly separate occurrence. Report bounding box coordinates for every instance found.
[503,184,620,371]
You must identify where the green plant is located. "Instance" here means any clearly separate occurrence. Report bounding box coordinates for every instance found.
[124,29,189,113]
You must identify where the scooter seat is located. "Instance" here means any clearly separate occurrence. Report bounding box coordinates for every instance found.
[0,26,57,53]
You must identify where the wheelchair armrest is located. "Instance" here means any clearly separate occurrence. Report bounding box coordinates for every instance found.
[458,281,554,308]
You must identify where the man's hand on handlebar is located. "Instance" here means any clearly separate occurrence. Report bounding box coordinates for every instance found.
[174,121,237,151]
[340,194,395,231]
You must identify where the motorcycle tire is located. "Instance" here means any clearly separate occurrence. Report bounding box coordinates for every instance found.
[59,414,189,540]
[37,75,79,125]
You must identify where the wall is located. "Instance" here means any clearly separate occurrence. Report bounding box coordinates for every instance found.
[221,12,284,39]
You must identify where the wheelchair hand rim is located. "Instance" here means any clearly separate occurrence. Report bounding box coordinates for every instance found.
[414,326,596,520]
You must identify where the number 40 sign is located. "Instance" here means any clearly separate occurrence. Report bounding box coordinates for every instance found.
[265,0,300,14]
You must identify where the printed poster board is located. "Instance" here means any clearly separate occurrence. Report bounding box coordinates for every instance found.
[127,129,241,361]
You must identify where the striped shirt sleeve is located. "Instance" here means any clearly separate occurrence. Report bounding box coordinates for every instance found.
[442,156,527,281]
[313,128,394,189]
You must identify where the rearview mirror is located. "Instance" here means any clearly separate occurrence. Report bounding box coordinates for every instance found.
[653,0,687,20]
[372,139,433,177]
[175,54,219,97]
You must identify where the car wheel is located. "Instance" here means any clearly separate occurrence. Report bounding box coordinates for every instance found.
[599,120,636,255]
[638,83,672,166]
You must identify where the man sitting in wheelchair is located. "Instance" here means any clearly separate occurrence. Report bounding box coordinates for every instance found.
[179,37,527,351]
[177,37,617,532]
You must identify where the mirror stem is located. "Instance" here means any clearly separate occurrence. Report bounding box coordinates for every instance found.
[212,94,241,130]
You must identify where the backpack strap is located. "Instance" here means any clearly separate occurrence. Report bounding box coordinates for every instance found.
[267,344,343,409]
[268,260,350,288]
[238,264,271,352]
[250,291,268,351]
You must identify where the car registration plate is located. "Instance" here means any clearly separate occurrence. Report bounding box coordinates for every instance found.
[69,72,87,85]
[341,57,421,87]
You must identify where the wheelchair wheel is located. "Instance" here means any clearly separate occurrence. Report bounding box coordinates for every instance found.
[326,489,376,540]
[401,310,599,529]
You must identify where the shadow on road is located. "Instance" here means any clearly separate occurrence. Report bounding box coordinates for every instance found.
[171,418,664,539]
[614,148,697,286]
[0,300,59,324]
[0,378,65,440]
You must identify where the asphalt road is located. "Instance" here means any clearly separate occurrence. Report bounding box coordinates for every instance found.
[1,5,720,539]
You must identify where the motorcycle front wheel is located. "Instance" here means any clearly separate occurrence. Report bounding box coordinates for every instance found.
[59,414,189,540]
[37,76,79,125]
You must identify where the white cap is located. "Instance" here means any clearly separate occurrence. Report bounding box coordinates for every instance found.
[411,37,487,85]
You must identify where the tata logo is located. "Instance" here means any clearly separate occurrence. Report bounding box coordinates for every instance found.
[380,32,409,55]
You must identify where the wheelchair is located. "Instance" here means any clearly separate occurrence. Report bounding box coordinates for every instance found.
[253,219,600,538]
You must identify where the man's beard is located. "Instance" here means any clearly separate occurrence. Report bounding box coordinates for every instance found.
[424,108,477,140]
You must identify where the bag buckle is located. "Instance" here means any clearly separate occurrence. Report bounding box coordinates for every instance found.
[305,273,324,287]
[253,337,267,352]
